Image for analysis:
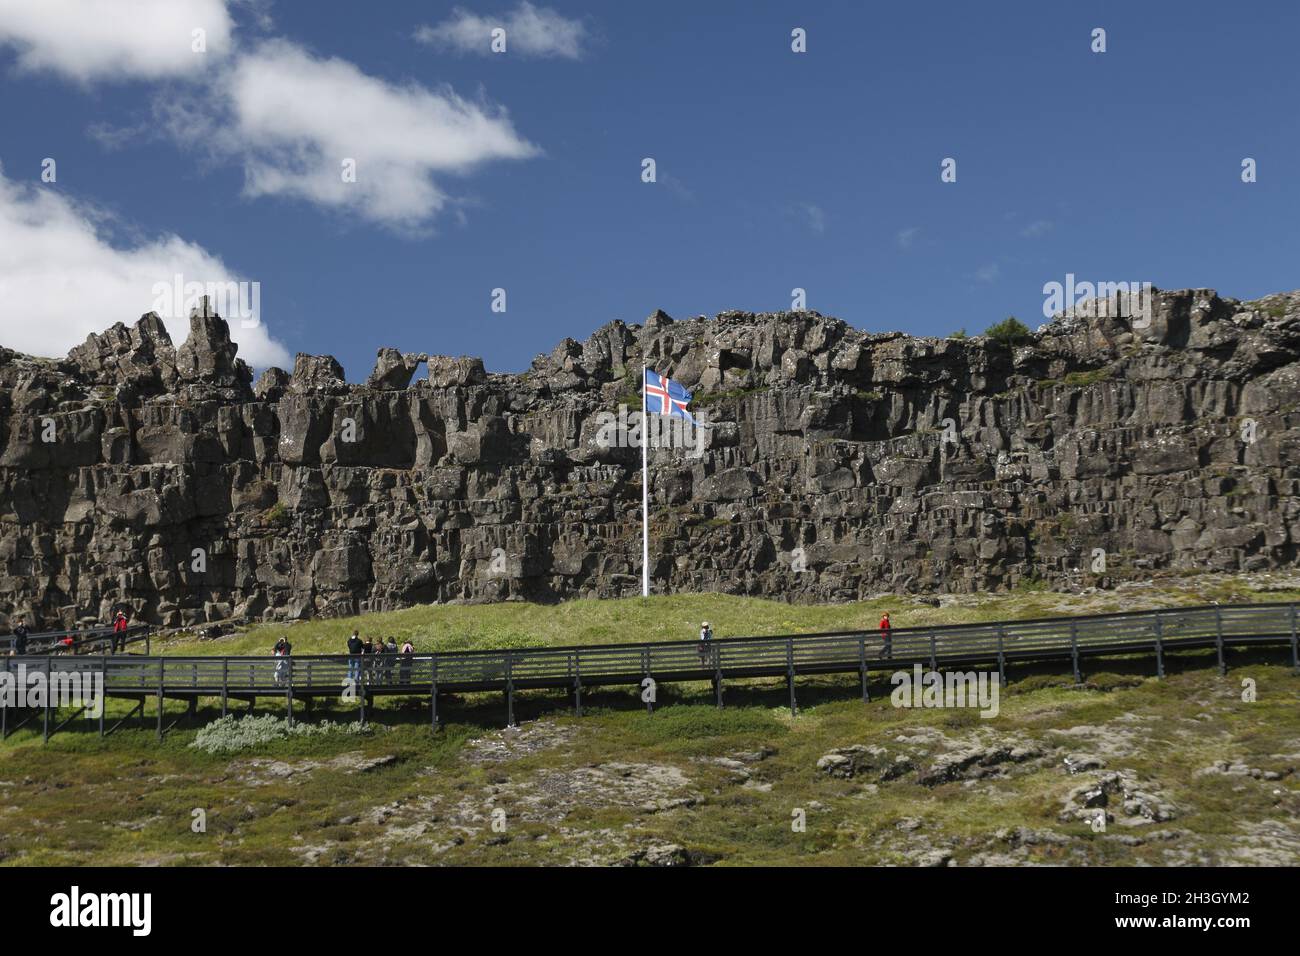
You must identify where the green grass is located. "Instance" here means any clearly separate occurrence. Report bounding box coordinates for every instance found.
[156,577,1300,659]
[4,578,1300,867]
[1062,366,1114,387]
[3,649,1295,866]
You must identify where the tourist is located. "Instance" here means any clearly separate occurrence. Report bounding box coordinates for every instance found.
[111,610,129,654]
[273,637,292,686]
[347,630,363,682]
[880,612,892,658]
[9,616,28,657]
[698,621,713,665]
[384,638,398,682]
[399,639,415,683]
[362,638,376,683]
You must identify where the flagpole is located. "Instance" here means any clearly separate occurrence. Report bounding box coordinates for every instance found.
[641,364,650,597]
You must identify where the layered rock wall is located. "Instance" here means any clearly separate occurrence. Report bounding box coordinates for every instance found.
[2,289,1298,628]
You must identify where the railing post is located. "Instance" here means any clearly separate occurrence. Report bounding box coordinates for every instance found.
[43,656,52,744]
[286,657,293,727]
[786,639,797,716]
[713,644,723,709]
[428,657,439,732]
[1,658,8,740]
[929,631,938,672]
[641,648,652,715]
[221,658,228,718]
[858,634,869,703]
[99,655,107,737]
[573,654,583,717]
[156,658,164,741]
[1070,621,1081,684]
[1290,605,1298,675]
[1154,615,1165,679]
[1214,606,1226,676]
[996,626,1007,686]
[505,653,515,727]
[359,660,367,727]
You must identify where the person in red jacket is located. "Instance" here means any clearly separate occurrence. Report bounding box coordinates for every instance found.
[111,611,129,654]
[879,612,892,659]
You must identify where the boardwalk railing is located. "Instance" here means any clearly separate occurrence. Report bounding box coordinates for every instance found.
[1,624,151,656]
[2,602,1297,742]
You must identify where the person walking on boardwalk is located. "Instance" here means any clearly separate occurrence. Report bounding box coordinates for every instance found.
[879,612,892,659]
[9,617,28,656]
[399,639,414,684]
[111,610,129,654]
[273,637,292,687]
[347,630,363,682]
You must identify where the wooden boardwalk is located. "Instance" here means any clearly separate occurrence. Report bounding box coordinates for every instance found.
[3,602,1297,741]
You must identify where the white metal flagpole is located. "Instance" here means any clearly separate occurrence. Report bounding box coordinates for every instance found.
[641,365,650,597]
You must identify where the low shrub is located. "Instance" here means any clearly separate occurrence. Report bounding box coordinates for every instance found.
[190,714,370,754]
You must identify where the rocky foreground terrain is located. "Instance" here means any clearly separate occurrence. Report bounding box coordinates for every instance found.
[1,288,1298,628]
[2,653,1296,866]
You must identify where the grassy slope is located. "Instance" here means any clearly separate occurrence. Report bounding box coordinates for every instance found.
[2,574,1299,867]
[156,572,1300,658]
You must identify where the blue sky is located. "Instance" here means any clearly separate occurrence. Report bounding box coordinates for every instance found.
[0,0,1295,379]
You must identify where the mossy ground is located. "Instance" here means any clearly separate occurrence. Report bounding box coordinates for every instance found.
[2,576,1298,866]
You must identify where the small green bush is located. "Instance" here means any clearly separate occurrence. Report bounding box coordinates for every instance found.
[984,316,1033,347]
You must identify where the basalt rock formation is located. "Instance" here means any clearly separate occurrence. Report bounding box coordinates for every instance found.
[1,288,1298,628]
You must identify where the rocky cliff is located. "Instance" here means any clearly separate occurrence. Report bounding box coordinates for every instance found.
[2,289,1298,628]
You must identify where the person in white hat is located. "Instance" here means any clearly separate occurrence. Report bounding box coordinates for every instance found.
[698,621,713,665]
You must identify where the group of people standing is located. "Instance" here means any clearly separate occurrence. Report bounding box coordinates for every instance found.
[345,631,416,683]
[268,631,418,686]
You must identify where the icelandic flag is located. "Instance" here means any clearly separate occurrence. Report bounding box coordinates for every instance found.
[644,369,695,423]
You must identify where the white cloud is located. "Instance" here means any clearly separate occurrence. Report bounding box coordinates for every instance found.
[164,40,539,231]
[0,0,235,83]
[796,203,826,235]
[1021,219,1054,238]
[0,167,290,368]
[660,173,693,203]
[897,226,921,250]
[415,2,587,59]
[973,262,1001,283]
